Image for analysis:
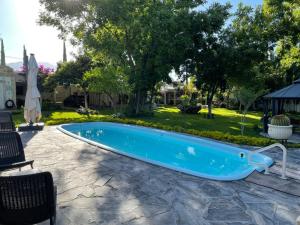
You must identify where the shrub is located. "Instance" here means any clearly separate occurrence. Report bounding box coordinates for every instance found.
[177,104,202,114]
[178,95,201,114]
[98,118,273,146]
[180,95,191,107]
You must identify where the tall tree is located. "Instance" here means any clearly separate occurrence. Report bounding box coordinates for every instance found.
[0,39,5,66]
[262,0,300,86]
[23,45,29,73]
[263,0,300,43]
[186,3,231,118]
[228,4,270,87]
[63,41,67,62]
[39,0,203,115]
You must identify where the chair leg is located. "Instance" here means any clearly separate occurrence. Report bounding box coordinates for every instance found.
[50,216,56,225]
[30,163,34,169]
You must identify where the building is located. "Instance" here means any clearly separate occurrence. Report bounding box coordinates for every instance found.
[0,39,17,110]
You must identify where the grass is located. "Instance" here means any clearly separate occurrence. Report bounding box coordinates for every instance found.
[145,107,262,137]
[12,106,300,147]
[13,107,261,136]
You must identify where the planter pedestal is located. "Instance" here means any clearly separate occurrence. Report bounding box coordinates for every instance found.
[268,124,293,140]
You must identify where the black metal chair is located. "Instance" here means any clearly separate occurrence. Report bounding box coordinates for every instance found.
[0,172,56,225]
[0,132,34,172]
[0,112,15,132]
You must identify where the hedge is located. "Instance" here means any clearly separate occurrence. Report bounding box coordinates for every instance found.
[46,116,279,147]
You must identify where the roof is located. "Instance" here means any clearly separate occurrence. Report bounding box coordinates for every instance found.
[264,78,300,99]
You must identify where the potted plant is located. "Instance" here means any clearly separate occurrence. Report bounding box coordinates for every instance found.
[268,114,293,140]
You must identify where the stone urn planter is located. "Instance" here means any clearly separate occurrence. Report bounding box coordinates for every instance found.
[268,115,293,140]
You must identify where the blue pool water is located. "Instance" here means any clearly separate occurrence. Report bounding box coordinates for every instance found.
[58,122,273,181]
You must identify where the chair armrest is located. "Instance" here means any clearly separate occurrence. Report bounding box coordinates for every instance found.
[0,160,34,172]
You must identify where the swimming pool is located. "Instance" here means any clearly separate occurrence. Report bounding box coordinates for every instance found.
[58,122,273,181]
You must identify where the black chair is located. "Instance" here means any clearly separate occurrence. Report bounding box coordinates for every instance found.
[0,132,34,172]
[0,172,56,225]
[0,112,15,132]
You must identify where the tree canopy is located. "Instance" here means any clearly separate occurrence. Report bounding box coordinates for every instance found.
[39,0,300,118]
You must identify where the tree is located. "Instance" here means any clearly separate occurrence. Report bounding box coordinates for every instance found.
[44,55,92,108]
[39,0,203,115]
[234,86,265,135]
[183,76,197,97]
[63,41,67,62]
[228,4,270,87]
[84,63,131,111]
[186,3,231,118]
[1,39,5,66]
[263,0,300,43]
[262,0,300,87]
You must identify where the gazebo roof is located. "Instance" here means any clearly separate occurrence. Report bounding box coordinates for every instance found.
[264,78,300,99]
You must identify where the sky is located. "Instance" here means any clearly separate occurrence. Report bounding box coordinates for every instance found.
[0,0,262,67]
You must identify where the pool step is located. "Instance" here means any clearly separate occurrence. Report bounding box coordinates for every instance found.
[246,171,300,197]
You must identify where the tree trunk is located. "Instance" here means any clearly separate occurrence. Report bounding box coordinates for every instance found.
[149,88,155,111]
[135,89,141,115]
[206,87,216,119]
[83,89,88,109]
[241,110,246,136]
[226,89,231,108]
[207,99,213,119]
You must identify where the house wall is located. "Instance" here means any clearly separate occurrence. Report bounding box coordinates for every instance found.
[0,66,16,109]
[89,92,120,108]
[42,85,121,108]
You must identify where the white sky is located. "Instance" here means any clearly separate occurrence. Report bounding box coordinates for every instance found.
[0,0,261,67]
[0,0,74,66]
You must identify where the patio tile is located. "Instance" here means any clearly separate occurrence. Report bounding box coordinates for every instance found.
[14,126,300,225]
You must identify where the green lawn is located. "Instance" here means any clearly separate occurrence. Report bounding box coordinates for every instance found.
[145,107,262,137]
[13,107,273,146]
[13,107,261,136]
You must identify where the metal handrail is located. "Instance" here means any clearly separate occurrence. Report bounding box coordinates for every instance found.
[248,143,287,179]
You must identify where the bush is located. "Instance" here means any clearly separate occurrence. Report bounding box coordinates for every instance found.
[180,95,191,107]
[76,106,98,115]
[177,95,201,114]
[177,104,202,114]
[94,118,273,146]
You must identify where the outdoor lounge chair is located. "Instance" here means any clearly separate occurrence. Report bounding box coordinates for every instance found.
[0,132,34,172]
[0,112,15,132]
[0,172,56,225]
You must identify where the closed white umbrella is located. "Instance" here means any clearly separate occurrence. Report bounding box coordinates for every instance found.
[24,54,41,124]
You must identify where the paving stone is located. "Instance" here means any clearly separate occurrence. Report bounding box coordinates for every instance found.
[204,199,252,222]
[17,126,300,225]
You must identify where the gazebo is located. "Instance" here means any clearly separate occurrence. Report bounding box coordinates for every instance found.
[263,78,300,132]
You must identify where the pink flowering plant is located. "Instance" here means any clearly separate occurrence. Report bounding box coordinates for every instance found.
[38,64,55,76]
[18,64,54,76]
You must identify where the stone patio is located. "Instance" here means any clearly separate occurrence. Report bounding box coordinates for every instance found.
[11,126,300,224]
